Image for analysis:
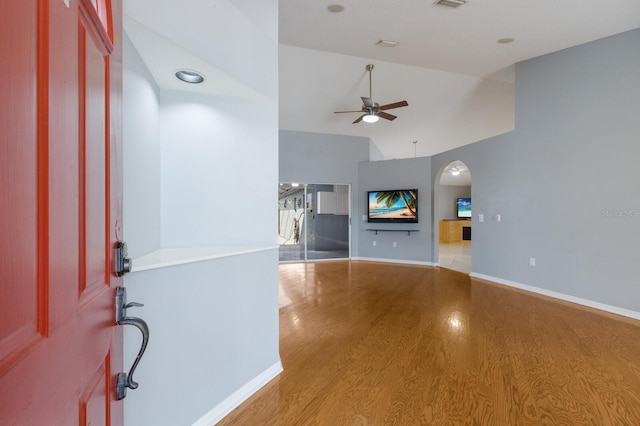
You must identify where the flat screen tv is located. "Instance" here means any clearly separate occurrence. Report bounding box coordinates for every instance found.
[457,197,472,219]
[367,190,418,223]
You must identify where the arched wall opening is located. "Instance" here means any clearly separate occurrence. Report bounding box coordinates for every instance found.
[434,160,472,274]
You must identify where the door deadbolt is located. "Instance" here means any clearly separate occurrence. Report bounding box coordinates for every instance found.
[115,241,132,276]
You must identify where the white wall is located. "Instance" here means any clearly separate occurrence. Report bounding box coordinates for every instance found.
[123,33,161,259]
[123,250,279,426]
[160,91,278,247]
[122,1,280,424]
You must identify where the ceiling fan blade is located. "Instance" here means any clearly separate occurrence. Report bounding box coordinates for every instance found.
[334,110,363,114]
[353,115,366,124]
[378,111,397,121]
[379,100,408,111]
[361,97,374,108]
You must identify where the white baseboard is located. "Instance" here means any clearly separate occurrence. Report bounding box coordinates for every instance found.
[470,272,640,321]
[191,361,283,426]
[353,257,435,267]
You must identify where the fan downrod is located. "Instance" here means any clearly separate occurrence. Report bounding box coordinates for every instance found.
[333,63,408,124]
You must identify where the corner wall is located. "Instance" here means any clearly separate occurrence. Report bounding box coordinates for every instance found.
[122,1,280,424]
[358,157,433,264]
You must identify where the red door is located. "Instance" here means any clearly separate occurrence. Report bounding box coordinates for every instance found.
[1,0,124,424]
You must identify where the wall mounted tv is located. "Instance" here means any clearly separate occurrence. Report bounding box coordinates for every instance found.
[367,190,418,223]
[457,197,472,219]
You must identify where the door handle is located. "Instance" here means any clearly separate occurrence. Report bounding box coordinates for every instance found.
[115,286,149,400]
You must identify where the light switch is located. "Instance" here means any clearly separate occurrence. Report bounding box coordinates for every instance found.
[478,214,484,223]
[496,214,502,222]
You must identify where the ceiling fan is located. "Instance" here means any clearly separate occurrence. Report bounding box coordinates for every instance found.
[334,64,408,124]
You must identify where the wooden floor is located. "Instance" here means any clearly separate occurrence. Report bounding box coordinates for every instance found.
[219,261,640,425]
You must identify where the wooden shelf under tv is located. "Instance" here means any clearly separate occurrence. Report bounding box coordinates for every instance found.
[439,220,471,243]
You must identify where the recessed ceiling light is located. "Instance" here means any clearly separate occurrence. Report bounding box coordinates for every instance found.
[433,0,467,9]
[376,39,399,48]
[497,38,515,44]
[174,69,206,84]
[327,4,345,13]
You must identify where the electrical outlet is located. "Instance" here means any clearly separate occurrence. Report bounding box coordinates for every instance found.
[373,241,376,247]
[393,241,397,248]
[529,257,536,267]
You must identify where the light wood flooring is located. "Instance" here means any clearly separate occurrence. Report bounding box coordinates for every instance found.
[219,261,640,425]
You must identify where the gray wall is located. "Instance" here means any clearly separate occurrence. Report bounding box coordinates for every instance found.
[310,185,349,251]
[358,157,433,263]
[431,28,640,312]
[438,185,471,220]
[279,130,370,255]
[315,214,349,250]
[279,130,370,183]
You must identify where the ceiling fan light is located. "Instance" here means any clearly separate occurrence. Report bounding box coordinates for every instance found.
[363,114,379,123]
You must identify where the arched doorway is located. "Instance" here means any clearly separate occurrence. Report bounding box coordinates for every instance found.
[436,161,472,273]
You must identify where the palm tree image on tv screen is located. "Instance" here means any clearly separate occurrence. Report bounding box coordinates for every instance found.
[367,190,418,223]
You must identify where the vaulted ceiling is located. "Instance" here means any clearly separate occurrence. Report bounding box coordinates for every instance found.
[125,0,640,159]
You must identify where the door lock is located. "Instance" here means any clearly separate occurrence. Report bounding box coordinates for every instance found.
[115,241,132,276]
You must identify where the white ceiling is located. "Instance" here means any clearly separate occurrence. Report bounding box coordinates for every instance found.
[124,0,640,160]
[279,0,640,77]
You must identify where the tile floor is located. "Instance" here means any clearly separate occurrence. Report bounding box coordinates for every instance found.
[438,241,471,274]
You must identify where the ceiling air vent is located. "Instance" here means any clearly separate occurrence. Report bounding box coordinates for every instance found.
[433,0,467,8]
